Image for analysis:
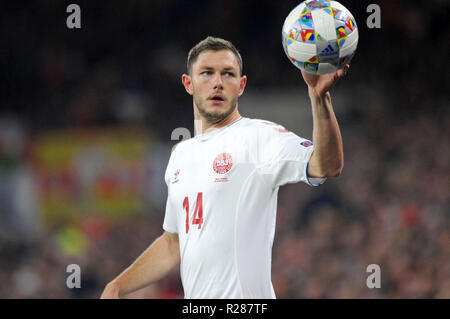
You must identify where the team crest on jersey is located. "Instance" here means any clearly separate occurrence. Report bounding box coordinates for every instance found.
[213,153,233,174]
[300,140,313,147]
[172,169,180,184]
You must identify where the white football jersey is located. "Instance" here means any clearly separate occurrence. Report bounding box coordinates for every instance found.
[163,117,325,299]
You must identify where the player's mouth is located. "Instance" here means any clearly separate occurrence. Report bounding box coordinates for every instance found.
[209,94,225,105]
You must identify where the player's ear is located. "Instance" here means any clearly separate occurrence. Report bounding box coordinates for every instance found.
[182,74,193,96]
[238,75,247,97]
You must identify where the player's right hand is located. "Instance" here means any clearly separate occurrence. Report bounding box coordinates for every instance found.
[100,281,121,299]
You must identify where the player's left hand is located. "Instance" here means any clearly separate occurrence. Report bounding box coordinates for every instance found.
[301,64,350,97]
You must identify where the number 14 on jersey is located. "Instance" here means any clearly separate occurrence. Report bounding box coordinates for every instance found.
[183,192,204,234]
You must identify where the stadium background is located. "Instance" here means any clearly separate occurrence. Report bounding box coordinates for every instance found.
[0,0,448,298]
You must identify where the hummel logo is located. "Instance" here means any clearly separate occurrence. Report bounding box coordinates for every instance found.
[172,169,180,184]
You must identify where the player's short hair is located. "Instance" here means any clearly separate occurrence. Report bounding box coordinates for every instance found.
[187,36,243,76]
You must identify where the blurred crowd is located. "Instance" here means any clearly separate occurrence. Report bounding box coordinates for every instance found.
[0,0,448,298]
[271,109,449,298]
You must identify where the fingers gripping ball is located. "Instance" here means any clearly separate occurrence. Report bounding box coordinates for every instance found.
[282,0,358,74]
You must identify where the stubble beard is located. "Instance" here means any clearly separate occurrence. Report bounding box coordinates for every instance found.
[194,93,238,124]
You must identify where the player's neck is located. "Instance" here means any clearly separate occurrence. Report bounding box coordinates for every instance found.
[194,107,241,136]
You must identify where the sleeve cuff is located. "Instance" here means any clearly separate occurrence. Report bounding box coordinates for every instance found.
[305,161,327,187]
[163,224,178,234]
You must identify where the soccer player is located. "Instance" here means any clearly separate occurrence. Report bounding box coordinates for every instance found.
[101,36,347,299]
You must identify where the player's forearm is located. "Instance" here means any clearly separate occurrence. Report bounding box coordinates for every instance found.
[108,232,180,297]
[308,88,344,177]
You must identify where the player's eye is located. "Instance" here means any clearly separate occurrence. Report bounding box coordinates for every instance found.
[201,71,212,75]
[224,72,235,77]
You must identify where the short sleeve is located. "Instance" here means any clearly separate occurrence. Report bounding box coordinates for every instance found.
[162,192,178,234]
[162,153,178,234]
[256,122,326,189]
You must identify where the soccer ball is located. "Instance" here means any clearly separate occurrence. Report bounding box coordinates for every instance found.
[282,0,358,75]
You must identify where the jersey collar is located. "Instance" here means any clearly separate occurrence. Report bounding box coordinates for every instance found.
[194,116,244,142]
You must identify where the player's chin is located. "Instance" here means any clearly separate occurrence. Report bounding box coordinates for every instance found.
[203,107,231,122]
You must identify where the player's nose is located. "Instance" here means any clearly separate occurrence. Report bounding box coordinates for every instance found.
[212,73,224,90]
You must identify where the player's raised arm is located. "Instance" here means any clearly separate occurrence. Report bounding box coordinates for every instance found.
[302,65,349,178]
[100,231,180,299]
